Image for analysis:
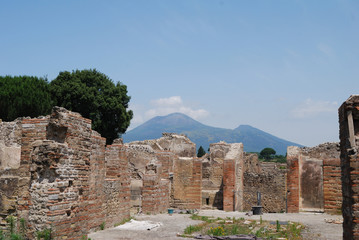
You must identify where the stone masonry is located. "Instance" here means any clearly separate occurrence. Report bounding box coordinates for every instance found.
[201,142,244,212]
[339,95,359,239]
[1,105,345,239]
[0,107,130,239]
[286,143,341,214]
[243,154,287,213]
[126,134,201,212]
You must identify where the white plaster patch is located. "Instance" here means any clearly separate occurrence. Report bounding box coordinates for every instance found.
[115,219,162,231]
[0,141,21,170]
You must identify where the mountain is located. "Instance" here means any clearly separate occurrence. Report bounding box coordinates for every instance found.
[122,113,303,155]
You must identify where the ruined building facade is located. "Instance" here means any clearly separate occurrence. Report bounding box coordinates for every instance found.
[286,143,341,214]
[0,108,205,239]
[339,95,359,239]
[0,106,344,239]
[0,107,130,239]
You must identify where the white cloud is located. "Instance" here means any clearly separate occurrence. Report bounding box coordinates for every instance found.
[145,96,209,120]
[151,96,182,107]
[318,43,334,58]
[290,99,338,119]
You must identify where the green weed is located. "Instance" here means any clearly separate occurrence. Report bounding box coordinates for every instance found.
[100,222,105,230]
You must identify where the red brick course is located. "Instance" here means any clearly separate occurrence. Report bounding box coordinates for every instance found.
[286,153,300,213]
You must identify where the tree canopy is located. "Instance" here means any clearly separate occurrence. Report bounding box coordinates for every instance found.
[197,146,206,158]
[49,69,133,144]
[259,147,276,160]
[0,76,52,121]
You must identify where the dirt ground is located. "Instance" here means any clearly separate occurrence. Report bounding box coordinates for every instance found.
[88,210,343,240]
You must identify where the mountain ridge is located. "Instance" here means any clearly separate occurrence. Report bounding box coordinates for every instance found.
[123,112,303,155]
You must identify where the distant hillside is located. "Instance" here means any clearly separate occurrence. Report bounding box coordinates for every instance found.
[122,113,303,155]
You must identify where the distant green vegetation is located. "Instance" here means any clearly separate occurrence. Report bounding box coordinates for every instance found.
[257,147,286,163]
[197,146,206,157]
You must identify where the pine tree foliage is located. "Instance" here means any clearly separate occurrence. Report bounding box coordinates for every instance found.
[0,76,52,121]
[197,145,206,157]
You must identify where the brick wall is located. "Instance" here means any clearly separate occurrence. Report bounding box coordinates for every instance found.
[218,143,244,212]
[0,119,25,228]
[323,159,341,214]
[202,157,223,209]
[172,157,202,209]
[286,143,341,214]
[243,162,286,213]
[223,159,235,211]
[142,174,170,214]
[0,107,132,239]
[155,151,175,179]
[104,144,130,228]
[339,95,359,239]
[286,146,300,213]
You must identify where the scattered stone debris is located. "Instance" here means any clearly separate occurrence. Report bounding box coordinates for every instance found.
[195,234,262,240]
[324,218,343,224]
[174,209,199,214]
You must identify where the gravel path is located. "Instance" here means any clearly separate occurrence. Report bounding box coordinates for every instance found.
[88,210,343,240]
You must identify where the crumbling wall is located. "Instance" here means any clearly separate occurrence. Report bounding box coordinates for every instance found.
[243,153,261,174]
[0,107,131,239]
[155,151,175,179]
[323,158,341,214]
[172,157,202,209]
[201,142,230,210]
[129,133,196,158]
[26,108,107,238]
[202,154,223,209]
[142,163,170,214]
[339,95,359,239]
[202,142,245,211]
[125,144,171,214]
[18,117,49,237]
[126,134,198,212]
[104,143,130,228]
[287,146,300,213]
[286,143,341,214]
[223,143,244,212]
[156,133,196,158]
[243,162,286,213]
[0,119,22,226]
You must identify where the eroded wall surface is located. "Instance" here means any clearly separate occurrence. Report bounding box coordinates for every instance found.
[223,143,244,212]
[0,107,131,239]
[286,143,341,214]
[339,95,359,239]
[243,154,286,213]
[142,162,170,214]
[0,119,23,228]
[172,157,202,209]
[126,134,200,212]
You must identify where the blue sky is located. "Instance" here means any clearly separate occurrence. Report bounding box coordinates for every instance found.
[1,0,358,147]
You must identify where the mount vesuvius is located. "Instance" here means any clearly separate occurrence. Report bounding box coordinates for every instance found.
[122,113,303,155]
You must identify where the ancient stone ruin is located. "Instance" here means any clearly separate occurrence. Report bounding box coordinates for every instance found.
[339,95,359,239]
[0,107,130,239]
[0,106,345,239]
[286,143,341,214]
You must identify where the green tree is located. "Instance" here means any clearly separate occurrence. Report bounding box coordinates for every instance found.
[259,147,276,161]
[197,146,206,157]
[50,69,133,144]
[0,76,53,121]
